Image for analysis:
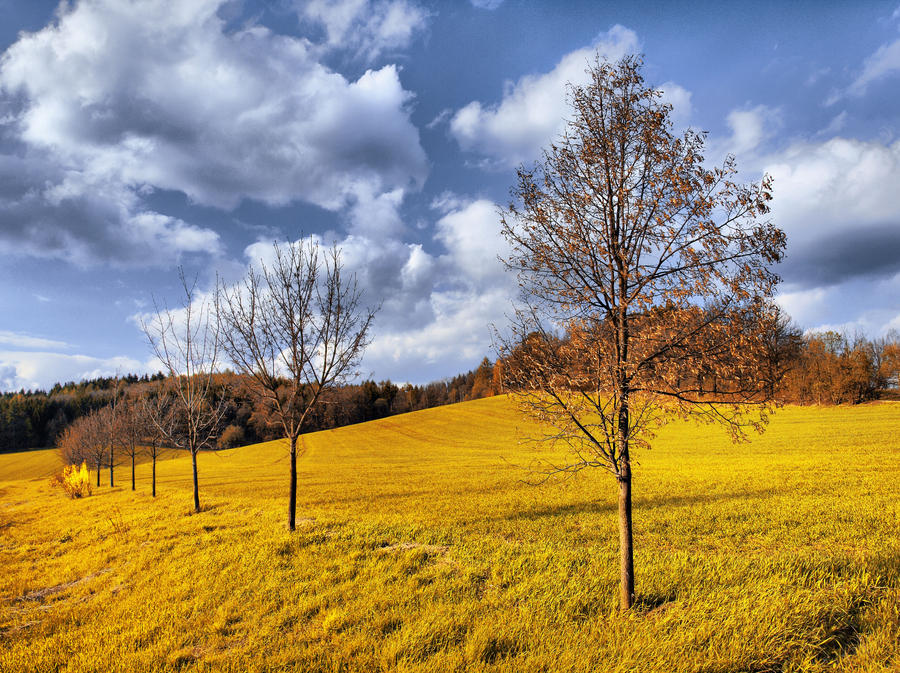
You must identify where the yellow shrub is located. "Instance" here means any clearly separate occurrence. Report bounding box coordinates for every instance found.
[50,461,93,498]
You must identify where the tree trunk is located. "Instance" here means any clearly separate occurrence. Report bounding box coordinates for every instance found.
[288,435,297,531]
[152,455,156,498]
[131,452,135,491]
[109,446,114,487]
[617,461,635,610]
[191,449,200,513]
[96,461,101,487]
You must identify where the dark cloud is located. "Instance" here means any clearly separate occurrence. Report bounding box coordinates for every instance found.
[0,152,221,267]
[765,137,900,291]
[782,223,900,288]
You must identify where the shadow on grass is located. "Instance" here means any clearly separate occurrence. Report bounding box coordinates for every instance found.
[815,598,866,665]
[634,591,678,614]
[183,503,219,516]
[500,487,778,522]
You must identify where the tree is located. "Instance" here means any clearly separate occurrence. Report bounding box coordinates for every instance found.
[112,390,144,491]
[57,420,88,468]
[141,383,171,498]
[107,376,121,488]
[218,424,246,449]
[217,238,377,530]
[468,358,495,400]
[496,56,785,610]
[878,331,900,390]
[765,307,803,400]
[58,409,111,487]
[142,270,226,513]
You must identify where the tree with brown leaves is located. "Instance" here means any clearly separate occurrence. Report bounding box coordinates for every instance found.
[496,55,785,610]
[57,408,112,487]
[217,238,377,530]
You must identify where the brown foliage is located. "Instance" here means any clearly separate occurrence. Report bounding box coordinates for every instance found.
[777,330,900,405]
[218,424,246,449]
[496,55,785,609]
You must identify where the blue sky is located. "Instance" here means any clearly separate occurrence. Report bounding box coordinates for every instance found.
[1,0,900,391]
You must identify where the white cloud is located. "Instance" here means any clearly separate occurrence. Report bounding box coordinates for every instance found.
[817,111,848,137]
[710,104,782,161]
[429,190,467,214]
[775,287,828,328]
[470,0,504,8]
[361,198,515,380]
[449,25,641,168]
[301,0,430,61]
[363,286,510,374]
[766,137,900,250]
[657,81,693,131]
[847,38,900,97]
[0,351,148,392]
[233,198,515,383]
[434,199,508,284]
[0,151,223,266]
[0,0,426,266]
[0,331,71,350]
[760,137,900,334]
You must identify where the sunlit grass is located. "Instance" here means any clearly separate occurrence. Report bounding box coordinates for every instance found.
[1,397,899,671]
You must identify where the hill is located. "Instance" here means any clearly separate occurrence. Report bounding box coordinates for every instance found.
[1,397,899,672]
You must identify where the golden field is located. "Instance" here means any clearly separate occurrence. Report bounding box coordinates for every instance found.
[1,396,899,672]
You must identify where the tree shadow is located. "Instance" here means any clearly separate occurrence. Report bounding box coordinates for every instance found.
[633,591,678,614]
[815,599,865,665]
[500,487,777,522]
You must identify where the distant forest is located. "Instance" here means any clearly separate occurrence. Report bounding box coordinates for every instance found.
[0,359,498,451]
[1,326,899,452]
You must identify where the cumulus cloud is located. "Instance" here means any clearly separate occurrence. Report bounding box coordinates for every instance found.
[0,151,222,266]
[0,0,426,266]
[657,81,693,131]
[776,273,900,338]
[434,198,508,284]
[764,137,900,289]
[301,0,430,61]
[707,104,782,163]
[0,351,148,392]
[449,25,641,168]
[235,198,513,383]
[360,199,514,380]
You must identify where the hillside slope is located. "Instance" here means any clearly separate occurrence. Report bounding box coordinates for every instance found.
[2,397,899,672]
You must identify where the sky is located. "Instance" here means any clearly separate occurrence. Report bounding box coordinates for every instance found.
[1,0,900,392]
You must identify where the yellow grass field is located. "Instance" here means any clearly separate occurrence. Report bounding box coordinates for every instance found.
[1,396,899,672]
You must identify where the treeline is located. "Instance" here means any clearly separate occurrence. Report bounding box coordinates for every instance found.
[777,329,900,404]
[0,373,165,451]
[4,326,899,453]
[0,360,498,451]
[225,357,497,447]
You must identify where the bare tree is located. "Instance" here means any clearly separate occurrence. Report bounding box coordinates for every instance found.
[141,270,225,513]
[140,386,170,498]
[107,376,121,488]
[112,391,144,491]
[217,238,377,530]
[497,56,785,610]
